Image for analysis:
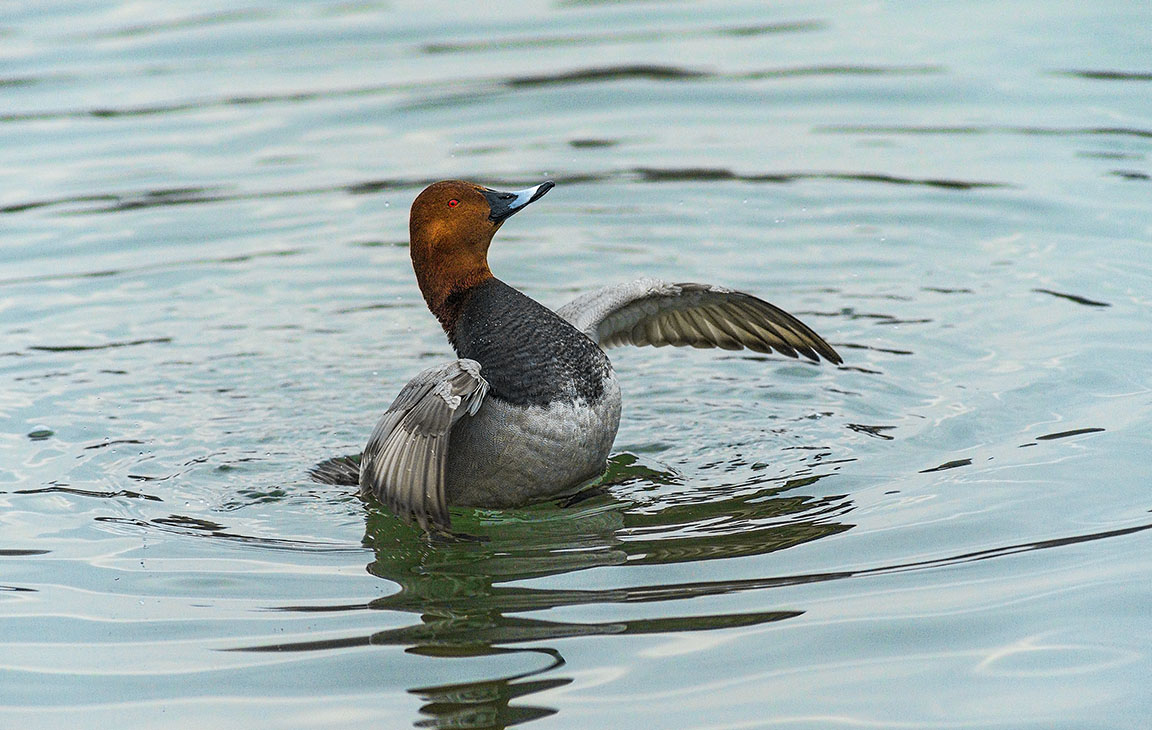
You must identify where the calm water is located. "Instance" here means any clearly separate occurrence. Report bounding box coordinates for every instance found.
[2,1,1151,727]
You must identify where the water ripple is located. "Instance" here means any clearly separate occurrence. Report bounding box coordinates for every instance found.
[631,166,1003,189]
[820,124,1152,139]
[423,20,826,54]
[508,63,942,87]
[1032,289,1111,307]
[93,516,364,554]
[14,486,162,502]
[1035,427,1106,441]
[27,338,172,353]
[1056,69,1152,82]
[88,9,270,39]
[0,248,301,288]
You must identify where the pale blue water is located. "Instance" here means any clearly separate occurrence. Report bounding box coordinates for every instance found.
[2,1,1151,728]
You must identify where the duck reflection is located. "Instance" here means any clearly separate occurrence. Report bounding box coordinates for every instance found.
[249,453,852,729]
[407,646,570,729]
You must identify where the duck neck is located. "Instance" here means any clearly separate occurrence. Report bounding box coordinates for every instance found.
[413,258,493,335]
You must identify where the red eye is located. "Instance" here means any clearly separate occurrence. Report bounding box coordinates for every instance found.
[447,199,460,208]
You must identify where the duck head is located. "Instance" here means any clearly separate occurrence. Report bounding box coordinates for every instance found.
[409,179,554,330]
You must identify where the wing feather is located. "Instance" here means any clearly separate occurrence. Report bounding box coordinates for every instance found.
[556,278,841,364]
[359,359,488,531]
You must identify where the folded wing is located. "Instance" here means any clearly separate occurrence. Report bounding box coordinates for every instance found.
[359,359,488,531]
[556,278,841,364]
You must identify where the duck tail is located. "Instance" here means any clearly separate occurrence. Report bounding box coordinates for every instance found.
[308,453,362,486]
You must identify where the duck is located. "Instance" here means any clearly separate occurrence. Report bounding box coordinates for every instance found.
[317,179,841,532]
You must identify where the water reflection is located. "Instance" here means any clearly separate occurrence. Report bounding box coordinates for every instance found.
[407,647,569,729]
[232,444,1152,730]
[245,455,849,728]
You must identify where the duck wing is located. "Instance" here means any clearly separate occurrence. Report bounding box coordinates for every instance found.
[556,278,841,364]
[359,359,489,531]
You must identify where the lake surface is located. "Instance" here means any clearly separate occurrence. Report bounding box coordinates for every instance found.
[2,1,1150,727]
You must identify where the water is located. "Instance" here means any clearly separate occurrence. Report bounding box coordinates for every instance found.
[2,1,1150,727]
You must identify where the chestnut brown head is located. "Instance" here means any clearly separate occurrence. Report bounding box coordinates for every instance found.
[408,179,553,328]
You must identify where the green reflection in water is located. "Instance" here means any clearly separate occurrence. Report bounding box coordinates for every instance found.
[250,454,850,729]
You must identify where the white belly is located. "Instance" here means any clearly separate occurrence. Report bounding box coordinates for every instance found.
[444,374,622,507]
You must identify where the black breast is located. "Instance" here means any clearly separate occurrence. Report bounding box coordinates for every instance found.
[448,278,610,407]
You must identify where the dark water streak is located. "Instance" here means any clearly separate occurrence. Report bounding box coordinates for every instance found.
[421,20,827,54]
[820,124,1152,139]
[1033,288,1112,307]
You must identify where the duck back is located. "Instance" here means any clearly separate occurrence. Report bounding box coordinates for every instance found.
[448,278,611,407]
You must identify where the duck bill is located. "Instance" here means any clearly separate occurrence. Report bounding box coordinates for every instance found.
[482,181,554,223]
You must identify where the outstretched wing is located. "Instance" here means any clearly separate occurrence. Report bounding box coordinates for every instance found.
[359,359,488,531]
[556,278,841,364]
